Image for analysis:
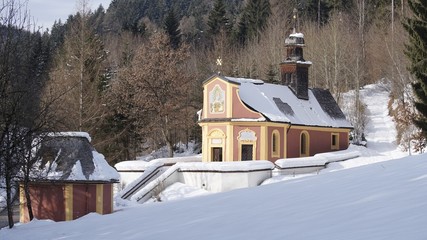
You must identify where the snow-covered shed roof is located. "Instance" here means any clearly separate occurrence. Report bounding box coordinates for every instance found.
[222,76,352,129]
[34,132,119,182]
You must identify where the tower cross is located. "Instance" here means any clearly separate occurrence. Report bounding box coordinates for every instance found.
[293,8,298,33]
[216,57,223,75]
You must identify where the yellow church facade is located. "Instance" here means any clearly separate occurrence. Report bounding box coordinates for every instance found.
[198,75,352,163]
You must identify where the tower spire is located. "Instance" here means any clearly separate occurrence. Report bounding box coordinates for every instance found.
[279,10,311,100]
[293,8,298,33]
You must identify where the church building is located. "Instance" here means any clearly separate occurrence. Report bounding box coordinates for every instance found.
[198,29,353,162]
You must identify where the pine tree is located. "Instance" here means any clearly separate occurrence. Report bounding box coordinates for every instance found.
[237,0,271,45]
[164,10,182,49]
[266,64,279,84]
[207,0,230,36]
[404,0,427,138]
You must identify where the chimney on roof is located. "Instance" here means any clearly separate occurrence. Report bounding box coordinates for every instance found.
[279,8,311,100]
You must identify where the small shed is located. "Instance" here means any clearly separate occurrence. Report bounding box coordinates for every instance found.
[20,132,120,222]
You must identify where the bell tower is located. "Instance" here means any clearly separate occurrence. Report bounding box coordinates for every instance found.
[280,8,311,100]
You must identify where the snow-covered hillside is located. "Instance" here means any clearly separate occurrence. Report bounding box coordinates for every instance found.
[328,83,408,171]
[2,83,426,240]
[2,152,426,240]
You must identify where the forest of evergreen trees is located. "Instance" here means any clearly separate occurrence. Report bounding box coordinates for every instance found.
[1,0,426,165]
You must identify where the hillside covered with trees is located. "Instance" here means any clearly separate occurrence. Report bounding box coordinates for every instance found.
[2,0,424,163]
[1,0,424,161]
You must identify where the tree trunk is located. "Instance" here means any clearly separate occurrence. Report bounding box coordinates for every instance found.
[166,140,174,158]
[5,174,14,229]
[162,115,174,158]
[24,180,34,221]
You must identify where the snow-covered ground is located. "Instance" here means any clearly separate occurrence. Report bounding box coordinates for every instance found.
[2,83,426,239]
[327,83,408,172]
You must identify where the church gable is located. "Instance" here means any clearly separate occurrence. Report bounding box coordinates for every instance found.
[202,76,263,121]
[203,77,228,119]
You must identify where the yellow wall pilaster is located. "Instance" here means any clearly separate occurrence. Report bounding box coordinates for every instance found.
[203,87,208,119]
[96,184,104,214]
[202,124,208,162]
[111,184,114,213]
[19,184,25,223]
[260,125,267,160]
[283,126,288,158]
[226,125,233,161]
[64,184,73,221]
[226,84,232,118]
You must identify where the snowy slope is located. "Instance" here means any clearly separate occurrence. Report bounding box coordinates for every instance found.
[1,153,426,240]
[2,82,424,239]
[327,83,408,171]
[361,83,399,153]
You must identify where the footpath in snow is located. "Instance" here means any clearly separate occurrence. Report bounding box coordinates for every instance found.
[327,83,409,171]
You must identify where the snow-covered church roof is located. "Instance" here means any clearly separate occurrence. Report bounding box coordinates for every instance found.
[33,132,119,182]
[223,76,352,129]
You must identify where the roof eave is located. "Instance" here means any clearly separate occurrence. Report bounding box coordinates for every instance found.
[202,74,240,85]
[22,179,120,184]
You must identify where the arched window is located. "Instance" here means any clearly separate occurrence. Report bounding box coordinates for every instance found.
[300,131,309,157]
[271,130,280,157]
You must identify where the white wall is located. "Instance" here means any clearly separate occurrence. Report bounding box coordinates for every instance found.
[179,170,271,193]
[118,171,144,190]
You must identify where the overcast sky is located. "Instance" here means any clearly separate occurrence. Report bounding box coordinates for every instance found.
[27,0,112,30]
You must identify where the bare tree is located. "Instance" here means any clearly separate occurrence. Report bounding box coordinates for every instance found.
[108,32,196,157]
[0,0,31,228]
[0,0,60,228]
[305,12,356,101]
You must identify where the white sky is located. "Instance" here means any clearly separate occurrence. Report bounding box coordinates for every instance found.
[27,0,112,30]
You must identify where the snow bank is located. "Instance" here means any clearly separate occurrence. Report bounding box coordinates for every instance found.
[275,148,360,169]
[177,160,274,172]
[115,160,151,171]
[4,152,427,240]
[158,182,210,202]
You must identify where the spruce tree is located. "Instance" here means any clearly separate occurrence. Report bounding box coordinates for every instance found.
[163,10,182,49]
[207,0,230,36]
[237,0,271,45]
[404,0,427,137]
